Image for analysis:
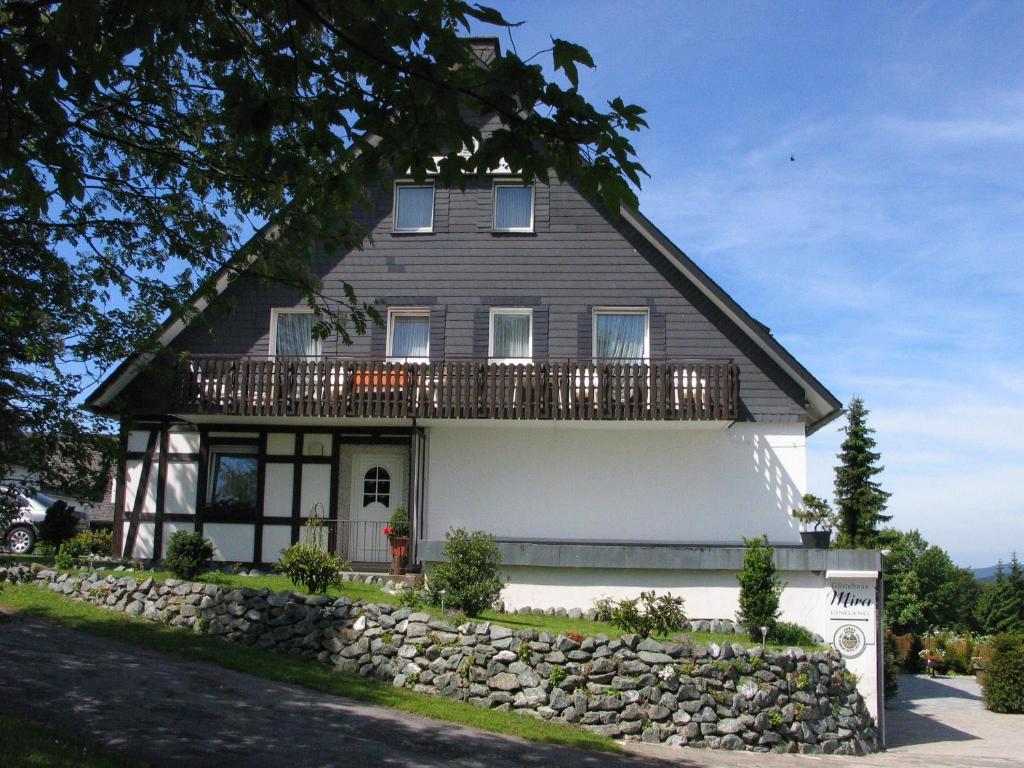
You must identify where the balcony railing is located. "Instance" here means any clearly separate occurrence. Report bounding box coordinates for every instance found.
[169,356,740,422]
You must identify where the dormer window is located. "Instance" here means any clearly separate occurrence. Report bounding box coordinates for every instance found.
[393,183,435,232]
[270,309,321,358]
[493,182,534,232]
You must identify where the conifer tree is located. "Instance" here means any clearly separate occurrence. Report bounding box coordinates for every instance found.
[978,557,1024,635]
[834,396,891,548]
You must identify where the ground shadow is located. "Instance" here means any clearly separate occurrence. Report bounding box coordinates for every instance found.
[885,674,983,749]
[1,617,699,768]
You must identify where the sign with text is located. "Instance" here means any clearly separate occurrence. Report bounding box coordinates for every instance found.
[826,579,877,659]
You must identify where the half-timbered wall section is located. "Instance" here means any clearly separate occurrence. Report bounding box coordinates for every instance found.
[116,422,421,566]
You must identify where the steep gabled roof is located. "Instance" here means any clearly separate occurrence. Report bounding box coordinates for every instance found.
[85,199,841,431]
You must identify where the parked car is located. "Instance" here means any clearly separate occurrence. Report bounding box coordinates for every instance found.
[1,487,89,554]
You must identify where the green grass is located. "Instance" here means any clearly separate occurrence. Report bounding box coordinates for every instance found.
[84,566,821,650]
[0,583,618,754]
[0,715,146,768]
[80,567,820,650]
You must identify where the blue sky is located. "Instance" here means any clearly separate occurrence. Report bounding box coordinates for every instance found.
[480,1,1024,567]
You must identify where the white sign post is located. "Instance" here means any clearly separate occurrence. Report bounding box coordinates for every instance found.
[824,570,882,738]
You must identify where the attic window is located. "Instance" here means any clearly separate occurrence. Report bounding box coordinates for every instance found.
[493,183,534,232]
[394,183,435,232]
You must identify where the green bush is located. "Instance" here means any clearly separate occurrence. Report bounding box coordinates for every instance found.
[37,501,80,547]
[385,507,410,538]
[163,531,215,579]
[737,534,783,642]
[60,529,113,557]
[771,621,814,646]
[982,634,1024,713]
[53,547,74,571]
[607,591,687,637]
[426,528,505,617]
[883,632,899,700]
[276,542,348,594]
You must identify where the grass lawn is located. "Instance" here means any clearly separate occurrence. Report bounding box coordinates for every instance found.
[79,566,820,651]
[0,715,146,768]
[0,583,618,754]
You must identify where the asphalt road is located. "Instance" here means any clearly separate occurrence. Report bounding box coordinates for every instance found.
[1,615,1018,768]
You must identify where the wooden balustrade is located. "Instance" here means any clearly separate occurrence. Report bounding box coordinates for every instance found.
[169,357,741,422]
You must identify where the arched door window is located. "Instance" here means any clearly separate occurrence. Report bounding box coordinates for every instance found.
[362,466,391,507]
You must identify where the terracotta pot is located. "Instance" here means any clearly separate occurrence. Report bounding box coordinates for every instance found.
[388,535,409,575]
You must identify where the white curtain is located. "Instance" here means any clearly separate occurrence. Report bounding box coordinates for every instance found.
[494,186,533,230]
[276,313,320,357]
[492,312,531,358]
[595,313,647,360]
[391,315,430,358]
[396,186,434,230]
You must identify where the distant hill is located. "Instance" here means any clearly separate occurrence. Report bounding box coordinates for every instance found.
[974,565,1002,583]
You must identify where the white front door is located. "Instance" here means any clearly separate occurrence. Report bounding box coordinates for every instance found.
[349,450,406,563]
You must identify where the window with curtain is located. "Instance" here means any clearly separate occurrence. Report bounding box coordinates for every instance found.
[594,311,648,361]
[493,184,534,231]
[273,311,321,358]
[490,309,532,361]
[388,311,430,360]
[394,184,435,231]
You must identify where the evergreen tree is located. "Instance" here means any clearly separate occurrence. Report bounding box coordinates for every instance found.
[976,561,1006,632]
[834,397,891,548]
[978,557,1024,634]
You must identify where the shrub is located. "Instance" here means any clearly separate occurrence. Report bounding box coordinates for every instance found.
[771,621,814,646]
[425,527,504,617]
[384,507,410,538]
[982,634,1024,713]
[592,597,616,622]
[61,529,113,558]
[883,632,899,700]
[37,500,80,547]
[276,541,348,594]
[737,534,783,642]
[163,531,215,579]
[397,583,426,609]
[53,547,74,571]
[607,591,687,637]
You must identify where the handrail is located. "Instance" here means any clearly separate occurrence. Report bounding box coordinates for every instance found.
[170,357,740,422]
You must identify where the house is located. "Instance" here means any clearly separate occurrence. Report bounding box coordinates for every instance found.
[85,38,882,720]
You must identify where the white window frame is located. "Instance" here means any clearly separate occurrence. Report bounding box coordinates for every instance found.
[592,307,650,361]
[386,307,431,363]
[268,308,322,358]
[492,181,535,233]
[488,308,534,364]
[392,181,435,233]
[206,443,259,512]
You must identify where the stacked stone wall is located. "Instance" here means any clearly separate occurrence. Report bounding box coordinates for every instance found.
[2,566,877,755]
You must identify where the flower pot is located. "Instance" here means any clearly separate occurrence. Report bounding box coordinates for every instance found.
[800,530,831,548]
[388,535,409,575]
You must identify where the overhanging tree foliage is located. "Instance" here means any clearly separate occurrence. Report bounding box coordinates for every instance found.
[834,396,891,548]
[0,1,648,523]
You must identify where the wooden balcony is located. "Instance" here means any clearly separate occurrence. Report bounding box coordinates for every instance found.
[169,356,741,422]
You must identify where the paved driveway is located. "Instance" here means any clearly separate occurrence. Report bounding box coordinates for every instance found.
[1,617,1021,768]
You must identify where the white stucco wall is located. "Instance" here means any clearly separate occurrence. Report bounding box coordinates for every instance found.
[425,422,806,544]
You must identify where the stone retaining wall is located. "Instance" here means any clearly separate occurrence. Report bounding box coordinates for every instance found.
[3,566,877,755]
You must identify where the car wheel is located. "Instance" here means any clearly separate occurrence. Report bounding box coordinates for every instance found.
[6,525,35,554]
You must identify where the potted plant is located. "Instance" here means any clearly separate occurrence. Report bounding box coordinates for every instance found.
[383,507,410,575]
[792,493,836,548]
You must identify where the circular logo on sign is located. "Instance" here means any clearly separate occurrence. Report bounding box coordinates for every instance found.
[833,625,866,658]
